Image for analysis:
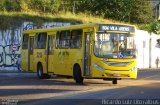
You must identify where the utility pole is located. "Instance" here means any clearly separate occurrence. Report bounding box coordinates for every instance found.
[158,1,160,20]
[149,33,152,68]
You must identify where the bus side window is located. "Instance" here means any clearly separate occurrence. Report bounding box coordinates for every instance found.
[56,31,60,48]
[35,32,47,49]
[22,34,29,49]
[58,30,70,48]
[71,29,82,48]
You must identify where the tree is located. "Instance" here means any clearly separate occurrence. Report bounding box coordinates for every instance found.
[143,21,160,34]
[0,0,6,11]
[48,0,62,14]
[19,0,30,12]
[130,0,154,23]
[4,0,21,11]
[0,0,155,24]
[76,0,154,24]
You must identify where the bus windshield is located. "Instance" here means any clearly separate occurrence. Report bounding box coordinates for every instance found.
[94,32,136,58]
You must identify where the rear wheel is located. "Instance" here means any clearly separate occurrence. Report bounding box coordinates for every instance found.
[112,78,118,84]
[37,64,44,79]
[37,64,51,79]
[73,65,83,84]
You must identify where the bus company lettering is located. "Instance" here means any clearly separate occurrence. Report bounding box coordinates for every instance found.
[102,26,130,32]
[37,52,42,58]
[62,51,69,56]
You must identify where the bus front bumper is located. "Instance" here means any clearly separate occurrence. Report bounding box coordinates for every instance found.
[103,70,137,79]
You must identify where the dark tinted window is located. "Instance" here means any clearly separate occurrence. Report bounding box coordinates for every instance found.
[35,32,47,49]
[70,29,82,48]
[22,34,29,49]
[57,30,70,48]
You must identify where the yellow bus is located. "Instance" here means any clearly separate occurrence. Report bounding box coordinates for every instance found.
[21,23,137,84]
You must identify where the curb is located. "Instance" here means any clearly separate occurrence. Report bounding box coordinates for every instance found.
[0,70,20,73]
[138,68,160,71]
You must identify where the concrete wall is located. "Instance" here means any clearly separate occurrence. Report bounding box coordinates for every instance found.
[136,30,160,69]
[0,22,70,71]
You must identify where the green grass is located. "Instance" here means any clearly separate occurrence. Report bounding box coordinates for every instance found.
[0,11,134,30]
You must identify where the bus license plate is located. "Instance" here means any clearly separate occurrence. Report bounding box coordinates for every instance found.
[113,74,121,77]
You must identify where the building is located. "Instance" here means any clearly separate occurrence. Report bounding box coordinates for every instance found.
[136,30,160,69]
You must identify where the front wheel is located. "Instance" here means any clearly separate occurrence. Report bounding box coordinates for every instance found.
[73,65,84,84]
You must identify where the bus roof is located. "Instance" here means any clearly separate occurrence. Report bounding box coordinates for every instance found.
[22,23,136,34]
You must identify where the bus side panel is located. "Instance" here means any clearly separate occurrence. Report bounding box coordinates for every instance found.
[52,30,84,76]
[53,49,83,76]
[21,49,28,71]
[53,49,64,74]
[21,34,29,72]
[34,49,47,73]
[69,49,83,76]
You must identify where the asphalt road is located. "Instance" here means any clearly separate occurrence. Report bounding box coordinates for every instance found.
[0,69,160,105]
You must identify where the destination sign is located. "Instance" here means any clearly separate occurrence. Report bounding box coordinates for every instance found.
[99,24,135,32]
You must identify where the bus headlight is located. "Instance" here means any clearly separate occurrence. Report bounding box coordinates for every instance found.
[93,64,105,71]
[130,67,137,72]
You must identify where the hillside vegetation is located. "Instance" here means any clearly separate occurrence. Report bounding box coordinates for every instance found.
[0,11,123,30]
[0,0,156,30]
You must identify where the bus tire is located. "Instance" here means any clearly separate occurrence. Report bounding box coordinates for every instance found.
[73,65,83,84]
[37,64,44,79]
[112,78,118,84]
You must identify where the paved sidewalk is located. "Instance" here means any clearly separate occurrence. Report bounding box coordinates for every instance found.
[0,67,21,73]
[138,68,160,71]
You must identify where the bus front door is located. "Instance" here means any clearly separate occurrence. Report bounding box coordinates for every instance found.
[28,36,34,71]
[83,32,92,76]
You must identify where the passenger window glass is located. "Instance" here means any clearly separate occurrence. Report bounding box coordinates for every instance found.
[35,32,47,49]
[71,29,82,48]
[58,30,70,48]
[22,34,29,49]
